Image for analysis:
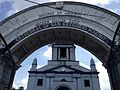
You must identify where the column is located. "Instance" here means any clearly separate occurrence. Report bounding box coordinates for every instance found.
[0,58,5,84]
[27,74,36,90]
[50,77,53,90]
[91,75,100,90]
[52,47,58,60]
[66,48,69,60]
[107,22,120,90]
[77,78,82,90]
[107,57,120,90]
[70,47,75,61]
[108,45,120,90]
[73,78,77,90]
[45,77,50,90]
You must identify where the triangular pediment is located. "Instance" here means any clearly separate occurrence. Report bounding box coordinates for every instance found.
[30,65,99,74]
[42,65,85,73]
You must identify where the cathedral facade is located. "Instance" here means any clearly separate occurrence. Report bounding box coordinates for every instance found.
[27,43,100,90]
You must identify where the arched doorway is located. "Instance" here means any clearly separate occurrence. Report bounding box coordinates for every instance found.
[56,86,70,90]
[0,1,120,90]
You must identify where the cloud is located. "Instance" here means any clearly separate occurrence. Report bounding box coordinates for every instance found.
[6,0,50,17]
[6,0,34,17]
[7,9,18,17]
[98,0,120,15]
[43,46,52,60]
[37,64,45,69]
[5,0,116,18]
[3,0,119,20]
[13,76,28,89]
[0,0,13,21]
[96,61,111,90]
[80,62,90,69]
[50,0,113,5]
[0,0,10,3]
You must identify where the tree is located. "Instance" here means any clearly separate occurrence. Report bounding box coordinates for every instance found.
[19,86,24,90]
[11,88,16,90]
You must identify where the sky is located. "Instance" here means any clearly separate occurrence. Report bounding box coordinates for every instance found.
[0,0,120,90]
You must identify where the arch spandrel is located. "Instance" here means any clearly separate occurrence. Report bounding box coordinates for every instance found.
[0,1,120,65]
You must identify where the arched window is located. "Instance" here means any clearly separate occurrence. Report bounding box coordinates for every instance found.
[57,86,70,90]
[61,79,67,81]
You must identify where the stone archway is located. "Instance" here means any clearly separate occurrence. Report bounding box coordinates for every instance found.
[0,1,120,90]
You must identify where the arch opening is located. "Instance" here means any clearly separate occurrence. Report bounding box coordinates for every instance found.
[0,1,120,90]
[12,45,110,90]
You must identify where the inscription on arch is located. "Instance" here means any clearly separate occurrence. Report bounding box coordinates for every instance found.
[8,17,112,49]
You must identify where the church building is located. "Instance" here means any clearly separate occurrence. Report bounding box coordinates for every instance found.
[27,43,100,90]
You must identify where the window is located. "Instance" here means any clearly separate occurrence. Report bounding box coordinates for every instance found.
[60,48,66,58]
[37,79,43,86]
[84,80,90,87]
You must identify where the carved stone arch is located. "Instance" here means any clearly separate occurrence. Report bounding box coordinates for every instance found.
[0,1,120,90]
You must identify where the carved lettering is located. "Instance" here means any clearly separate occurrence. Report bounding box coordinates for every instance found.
[11,18,112,48]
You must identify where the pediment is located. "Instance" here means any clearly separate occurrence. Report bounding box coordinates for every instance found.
[44,65,85,73]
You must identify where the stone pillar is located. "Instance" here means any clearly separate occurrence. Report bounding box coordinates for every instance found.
[0,53,17,90]
[107,45,120,90]
[73,78,77,90]
[107,21,120,90]
[66,48,69,60]
[52,46,57,60]
[107,61,120,90]
[45,77,50,90]
[70,45,75,61]
[27,74,36,90]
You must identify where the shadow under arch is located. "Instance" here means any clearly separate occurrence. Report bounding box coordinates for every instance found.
[11,27,110,66]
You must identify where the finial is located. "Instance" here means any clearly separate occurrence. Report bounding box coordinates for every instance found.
[90,58,97,72]
[32,58,37,65]
[30,58,37,71]
[90,58,95,66]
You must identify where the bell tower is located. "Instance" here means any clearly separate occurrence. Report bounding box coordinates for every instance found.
[52,43,76,61]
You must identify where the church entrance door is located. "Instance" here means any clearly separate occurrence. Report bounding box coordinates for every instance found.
[57,86,70,90]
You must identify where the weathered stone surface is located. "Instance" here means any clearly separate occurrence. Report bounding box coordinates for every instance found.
[0,1,120,90]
